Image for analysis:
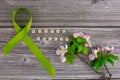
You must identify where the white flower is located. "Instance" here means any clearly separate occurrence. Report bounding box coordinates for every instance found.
[85,36,92,47]
[105,46,114,53]
[60,56,66,63]
[79,32,85,37]
[56,44,68,63]
[59,44,68,57]
[92,48,100,58]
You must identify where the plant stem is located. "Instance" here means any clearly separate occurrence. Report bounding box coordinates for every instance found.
[77,54,109,80]
[104,64,112,80]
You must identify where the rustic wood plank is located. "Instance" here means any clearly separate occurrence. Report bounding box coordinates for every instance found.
[0,28,120,79]
[0,0,120,80]
[1,0,120,26]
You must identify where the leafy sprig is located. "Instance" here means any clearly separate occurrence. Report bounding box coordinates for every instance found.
[65,35,89,64]
[91,51,119,70]
[56,32,119,80]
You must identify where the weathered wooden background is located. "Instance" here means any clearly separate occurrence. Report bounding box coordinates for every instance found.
[0,0,120,80]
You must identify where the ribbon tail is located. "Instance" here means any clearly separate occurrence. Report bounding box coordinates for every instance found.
[23,35,55,78]
[4,7,55,78]
[3,30,27,57]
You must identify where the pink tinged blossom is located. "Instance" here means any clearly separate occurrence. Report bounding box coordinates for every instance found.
[95,54,97,58]
[80,32,87,39]
[94,50,99,54]
[88,54,96,61]
[97,46,105,51]
[56,49,62,55]
[84,43,89,47]
[109,46,114,53]
[105,46,114,53]
[92,49,99,58]
[60,44,68,57]
[79,32,84,36]
[86,36,92,47]
[81,35,87,39]
[73,33,80,38]
[101,47,105,51]
[57,44,68,63]
[60,57,66,63]
[97,47,100,51]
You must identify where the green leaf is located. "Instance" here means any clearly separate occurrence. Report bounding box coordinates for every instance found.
[71,45,76,53]
[67,45,76,54]
[91,59,103,70]
[67,47,72,53]
[71,53,77,60]
[65,53,76,64]
[77,37,83,43]
[99,58,107,68]
[73,40,79,45]
[107,58,114,66]
[82,47,89,55]
[96,62,101,70]
[108,54,119,61]
[66,56,73,64]
[91,59,98,67]
[77,45,83,53]
[77,37,86,43]
[93,59,101,70]
[97,52,103,59]
[67,42,71,47]
[69,36,76,41]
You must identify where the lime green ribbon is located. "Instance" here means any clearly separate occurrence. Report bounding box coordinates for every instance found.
[3,8,55,78]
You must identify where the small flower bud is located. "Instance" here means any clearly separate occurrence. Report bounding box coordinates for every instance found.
[88,54,96,61]
[84,43,89,47]
[82,35,87,39]
[73,33,80,38]
[56,49,62,55]
[60,57,66,63]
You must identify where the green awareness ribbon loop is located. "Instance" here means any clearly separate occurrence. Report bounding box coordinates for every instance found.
[3,8,55,78]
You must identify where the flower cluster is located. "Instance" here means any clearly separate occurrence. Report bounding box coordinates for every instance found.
[56,44,68,62]
[90,46,118,71]
[56,31,119,79]
[88,46,114,61]
[56,32,92,63]
[73,32,92,47]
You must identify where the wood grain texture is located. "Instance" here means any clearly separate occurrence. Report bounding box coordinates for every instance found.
[0,28,120,80]
[1,0,120,27]
[0,0,120,80]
